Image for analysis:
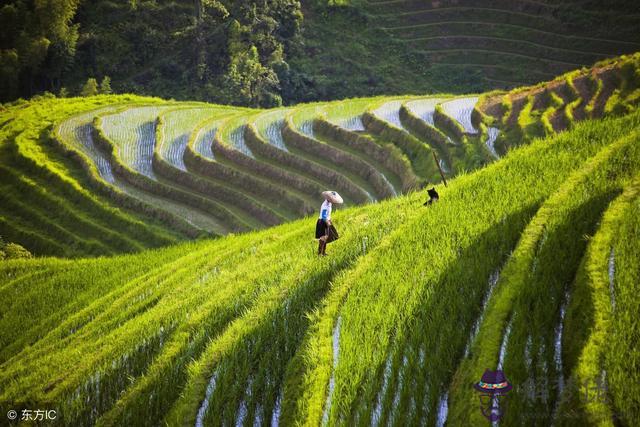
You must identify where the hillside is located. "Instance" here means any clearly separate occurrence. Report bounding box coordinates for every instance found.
[1,54,639,258]
[1,102,640,426]
[3,0,640,104]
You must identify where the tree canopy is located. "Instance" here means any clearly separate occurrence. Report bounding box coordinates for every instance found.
[0,0,303,106]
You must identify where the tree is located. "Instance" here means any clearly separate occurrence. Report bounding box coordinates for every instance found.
[225,45,280,107]
[100,76,112,94]
[81,78,98,96]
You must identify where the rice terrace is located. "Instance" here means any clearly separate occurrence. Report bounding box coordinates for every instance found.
[1,0,640,426]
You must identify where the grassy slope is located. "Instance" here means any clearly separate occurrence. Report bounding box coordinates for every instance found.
[1,109,639,425]
[0,95,185,257]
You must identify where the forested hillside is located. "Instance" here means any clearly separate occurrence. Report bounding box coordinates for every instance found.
[3,0,640,105]
[0,0,302,106]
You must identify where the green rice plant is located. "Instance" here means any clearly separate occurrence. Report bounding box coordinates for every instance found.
[95,228,314,426]
[54,108,204,239]
[155,106,229,172]
[254,108,291,151]
[0,241,202,363]
[516,95,541,139]
[0,232,275,424]
[557,174,640,425]
[2,96,187,250]
[489,131,639,426]
[585,74,605,117]
[154,108,284,229]
[185,112,313,218]
[501,94,513,126]
[0,185,111,256]
[398,99,456,173]
[0,214,67,257]
[256,107,388,202]
[285,111,640,426]
[0,164,144,254]
[167,184,429,427]
[541,90,565,135]
[94,110,246,233]
[564,71,583,126]
[433,103,465,141]
[472,90,504,127]
[213,116,325,208]
[244,119,369,204]
[447,113,640,426]
[438,96,480,135]
[604,178,640,425]
[283,112,394,201]
[313,115,416,193]
[363,101,440,182]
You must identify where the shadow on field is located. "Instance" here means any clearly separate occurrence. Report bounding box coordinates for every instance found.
[329,204,542,425]
[194,256,351,426]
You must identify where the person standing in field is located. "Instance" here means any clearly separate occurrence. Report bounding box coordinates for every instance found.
[316,191,343,256]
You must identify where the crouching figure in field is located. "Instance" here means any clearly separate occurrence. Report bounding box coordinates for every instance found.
[423,187,440,206]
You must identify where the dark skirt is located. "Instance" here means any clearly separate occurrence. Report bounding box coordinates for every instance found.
[315,218,328,239]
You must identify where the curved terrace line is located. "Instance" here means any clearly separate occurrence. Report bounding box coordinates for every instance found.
[440,97,479,134]
[101,106,172,179]
[254,109,291,152]
[381,21,640,47]
[400,35,614,59]
[193,121,219,160]
[405,98,444,126]
[366,0,557,8]
[57,107,225,233]
[374,6,562,22]
[411,48,585,67]
[427,62,556,78]
[157,107,224,171]
[372,100,406,129]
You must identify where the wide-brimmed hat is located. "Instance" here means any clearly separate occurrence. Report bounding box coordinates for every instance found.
[474,369,513,395]
[322,191,343,204]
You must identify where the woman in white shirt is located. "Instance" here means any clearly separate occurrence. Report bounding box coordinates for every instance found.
[316,191,343,256]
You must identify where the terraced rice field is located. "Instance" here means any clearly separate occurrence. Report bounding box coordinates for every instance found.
[440,97,479,134]
[0,50,639,427]
[192,119,219,160]
[2,101,639,426]
[364,0,640,89]
[100,105,171,178]
[254,109,290,152]
[157,107,225,171]
[373,100,405,129]
[405,98,444,126]
[0,54,636,256]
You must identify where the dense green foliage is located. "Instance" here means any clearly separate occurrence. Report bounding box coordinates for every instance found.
[3,0,640,104]
[1,0,303,106]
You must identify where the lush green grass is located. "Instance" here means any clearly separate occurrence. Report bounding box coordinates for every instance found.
[1,54,639,259]
[2,103,640,427]
[0,95,185,256]
[2,54,640,427]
